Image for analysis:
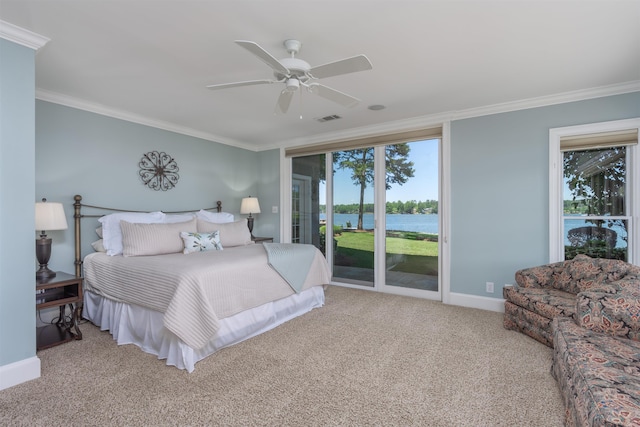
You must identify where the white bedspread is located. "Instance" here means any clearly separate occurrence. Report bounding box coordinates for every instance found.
[83,244,331,349]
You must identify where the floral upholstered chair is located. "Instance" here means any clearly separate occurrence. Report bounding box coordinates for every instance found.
[553,287,640,426]
[503,254,640,347]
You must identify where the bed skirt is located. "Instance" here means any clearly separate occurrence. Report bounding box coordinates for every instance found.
[82,286,325,372]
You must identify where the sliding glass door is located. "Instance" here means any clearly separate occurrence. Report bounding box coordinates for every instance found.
[331,149,375,286]
[381,140,439,295]
[289,136,441,299]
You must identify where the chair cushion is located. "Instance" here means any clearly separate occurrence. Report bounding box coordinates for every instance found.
[504,285,576,319]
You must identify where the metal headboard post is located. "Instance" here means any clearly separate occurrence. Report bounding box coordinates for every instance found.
[74,195,83,277]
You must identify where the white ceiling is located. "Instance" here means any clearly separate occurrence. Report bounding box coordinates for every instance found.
[1,1,639,151]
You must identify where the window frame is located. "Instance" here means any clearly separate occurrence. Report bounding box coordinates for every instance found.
[549,118,640,264]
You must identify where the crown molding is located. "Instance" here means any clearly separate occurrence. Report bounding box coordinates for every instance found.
[37,80,640,153]
[0,20,49,50]
[35,89,258,152]
[449,80,640,121]
[276,81,640,152]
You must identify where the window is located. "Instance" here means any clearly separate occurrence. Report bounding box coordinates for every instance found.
[550,119,640,264]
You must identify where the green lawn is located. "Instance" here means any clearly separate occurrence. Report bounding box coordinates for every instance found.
[334,231,438,275]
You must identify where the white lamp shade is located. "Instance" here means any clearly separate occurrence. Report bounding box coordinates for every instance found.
[240,197,261,215]
[35,201,68,231]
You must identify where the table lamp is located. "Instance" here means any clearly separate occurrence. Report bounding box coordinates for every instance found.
[240,196,261,237]
[35,198,68,279]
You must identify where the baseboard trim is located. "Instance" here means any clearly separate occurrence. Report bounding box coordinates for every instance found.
[0,356,41,391]
[448,292,505,313]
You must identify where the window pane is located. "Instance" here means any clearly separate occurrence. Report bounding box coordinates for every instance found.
[564,218,628,261]
[332,149,375,286]
[563,147,626,216]
[291,154,325,251]
[385,140,439,292]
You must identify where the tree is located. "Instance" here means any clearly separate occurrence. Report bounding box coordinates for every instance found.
[563,147,626,217]
[334,144,415,230]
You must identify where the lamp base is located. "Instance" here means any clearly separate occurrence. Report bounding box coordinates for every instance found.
[36,236,55,280]
[36,266,56,280]
[247,216,255,238]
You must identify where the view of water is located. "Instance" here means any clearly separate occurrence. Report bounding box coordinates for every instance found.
[564,218,628,248]
[319,214,628,248]
[321,213,439,234]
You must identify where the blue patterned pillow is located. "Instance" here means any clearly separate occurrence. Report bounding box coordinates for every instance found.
[180,231,223,254]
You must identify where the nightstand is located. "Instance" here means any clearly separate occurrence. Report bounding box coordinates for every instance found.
[36,272,83,350]
[252,236,274,244]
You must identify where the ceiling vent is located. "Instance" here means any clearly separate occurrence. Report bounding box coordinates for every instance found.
[316,114,342,123]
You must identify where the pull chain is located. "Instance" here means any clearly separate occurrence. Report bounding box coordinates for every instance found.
[299,88,303,119]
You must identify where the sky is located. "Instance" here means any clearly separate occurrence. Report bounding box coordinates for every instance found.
[319,139,439,205]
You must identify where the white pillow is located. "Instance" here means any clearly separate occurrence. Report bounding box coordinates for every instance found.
[197,218,252,247]
[180,231,223,254]
[120,218,197,257]
[163,213,196,223]
[99,211,166,256]
[196,209,234,224]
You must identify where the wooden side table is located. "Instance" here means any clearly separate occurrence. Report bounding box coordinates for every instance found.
[252,236,274,244]
[36,271,83,350]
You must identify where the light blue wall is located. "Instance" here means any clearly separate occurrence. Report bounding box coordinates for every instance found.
[450,92,640,297]
[35,100,279,274]
[254,148,281,242]
[0,39,37,365]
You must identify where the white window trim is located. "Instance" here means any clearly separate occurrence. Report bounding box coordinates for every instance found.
[549,118,640,264]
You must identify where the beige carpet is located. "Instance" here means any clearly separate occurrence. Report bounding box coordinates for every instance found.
[1,286,564,426]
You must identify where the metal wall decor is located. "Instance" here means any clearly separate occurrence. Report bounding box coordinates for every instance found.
[139,151,180,191]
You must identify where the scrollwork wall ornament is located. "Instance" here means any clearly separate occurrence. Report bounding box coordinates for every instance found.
[139,151,180,191]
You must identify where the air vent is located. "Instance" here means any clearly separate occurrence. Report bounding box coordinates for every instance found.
[315,114,342,123]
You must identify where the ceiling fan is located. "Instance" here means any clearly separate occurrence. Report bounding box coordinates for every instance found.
[206,39,373,114]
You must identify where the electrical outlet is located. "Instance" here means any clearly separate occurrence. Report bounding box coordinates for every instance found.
[486,282,494,293]
[272,206,278,213]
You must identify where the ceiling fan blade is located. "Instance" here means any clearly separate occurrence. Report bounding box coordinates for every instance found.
[309,55,373,79]
[206,79,276,90]
[276,90,294,114]
[235,40,290,76]
[308,84,360,108]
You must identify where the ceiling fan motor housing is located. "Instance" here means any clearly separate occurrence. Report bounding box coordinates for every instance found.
[275,57,311,83]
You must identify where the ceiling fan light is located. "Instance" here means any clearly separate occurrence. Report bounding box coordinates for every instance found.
[285,78,300,92]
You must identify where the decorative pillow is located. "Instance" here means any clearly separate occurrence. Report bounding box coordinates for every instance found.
[120,218,197,257]
[196,209,234,224]
[197,218,252,247]
[99,211,166,256]
[95,227,103,238]
[91,239,106,252]
[180,231,223,254]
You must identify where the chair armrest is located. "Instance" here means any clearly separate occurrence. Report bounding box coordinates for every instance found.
[576,291,640,341]
[515,260,566,289]
[502,284,513,299]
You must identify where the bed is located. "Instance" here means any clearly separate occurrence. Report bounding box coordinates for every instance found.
[73,195,331,372]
